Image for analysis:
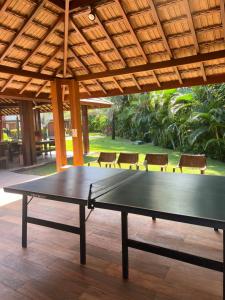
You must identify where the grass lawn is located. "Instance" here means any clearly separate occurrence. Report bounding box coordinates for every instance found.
[21,134,225,176]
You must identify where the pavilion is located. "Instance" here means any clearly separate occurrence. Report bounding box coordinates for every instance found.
[0,0,225,172]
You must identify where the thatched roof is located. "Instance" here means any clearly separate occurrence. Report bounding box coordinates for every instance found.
[0,0,225,108]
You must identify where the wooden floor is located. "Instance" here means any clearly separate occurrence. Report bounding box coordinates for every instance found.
[0,196,223,300]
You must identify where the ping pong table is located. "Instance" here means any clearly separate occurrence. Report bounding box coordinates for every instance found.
[4,166,225,299]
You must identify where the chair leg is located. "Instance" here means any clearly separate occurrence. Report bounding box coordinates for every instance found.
[160,167,163,172]
[214,228,219,232]
[152,217,156,222]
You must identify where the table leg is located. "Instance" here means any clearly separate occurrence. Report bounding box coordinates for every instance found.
[79,205,86,265]
[22,195,27,248]
[121,211,128,279]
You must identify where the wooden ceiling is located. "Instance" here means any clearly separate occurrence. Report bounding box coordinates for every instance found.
[0,0,225,108]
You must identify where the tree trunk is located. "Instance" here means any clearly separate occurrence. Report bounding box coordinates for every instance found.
[112,112,116,140]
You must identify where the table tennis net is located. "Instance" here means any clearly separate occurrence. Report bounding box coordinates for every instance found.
[88,170,138,208]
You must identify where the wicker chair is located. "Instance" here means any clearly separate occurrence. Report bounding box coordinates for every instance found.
[173,154,207,175]
[88,152,117,168]
[144,153,168,172]
[117,153,139,170]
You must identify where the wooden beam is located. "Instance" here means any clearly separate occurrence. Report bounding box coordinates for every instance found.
[0,114,3,141]
[75,49,225,81]
[80,82,91,96]
[82,105,89,154]
[50,79,67,171]
[63,1,69,78]
[95,79,107,94]
[0,88,50,102]
[183,0,199,52]
[0,64,54,80]
[148,0,172,57]
[115,0,148,63]
[220,0,225,40]
[68,80,84,166]
[0,1,47,61]
[22,14,64,68]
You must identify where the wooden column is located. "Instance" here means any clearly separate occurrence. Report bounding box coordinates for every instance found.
[68,80,84,166]
[19,101,36,166]
[51,79,67,172]
[33,109,41,133]
[0,114,3,141]
[81,105,90,154]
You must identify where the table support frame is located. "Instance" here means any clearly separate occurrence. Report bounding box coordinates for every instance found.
[22,195,86,264]
[121,212,225,299]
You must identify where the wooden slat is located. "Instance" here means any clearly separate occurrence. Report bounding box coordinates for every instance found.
[183,0,199,53]
[152,71,161,87]
[36,81,49,97]
[148,0,172,57]
[94,14,126,67]
[200,63,207,82]
[0,75,14,92]
[0,0,47,61]
[113,77,123,93]
[115,0,148,63]
[19,79,33,95]
[22,14,64,68]
[70,17,107,70]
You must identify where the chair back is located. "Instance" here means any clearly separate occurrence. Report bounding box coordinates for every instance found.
[97,152,117,163]
[145,153,168,166]
[117,153,139,164]
[179,154,206,168]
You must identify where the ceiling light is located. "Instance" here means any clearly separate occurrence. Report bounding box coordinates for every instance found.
[88,11,95,21]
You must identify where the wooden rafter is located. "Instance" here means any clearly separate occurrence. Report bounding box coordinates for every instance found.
[113,77,123,93]
[152,71,161,87]
[183,0,199,53]
[131,74,141,90]
[148,0,172,57]
[174,67,183,84]
[22,14,64,68]
[69,45,89,73]
[19,78,33,95]
[47,0,65,11]
[36,81,49,97]
[94,14,126,67]
[220,0,225,40]
[63,0,69,78]
[80,82,91,96]
[95,80,107,95]
[40,45,64,72]
[183,0,207,81]
[0,0,12,13]
[200,63,207,82]
[70,17,107,70]
[0,0,47,62]
[0,75,14,92]
[115,0,148,63]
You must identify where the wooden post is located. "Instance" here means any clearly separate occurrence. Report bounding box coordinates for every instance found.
[50,79,67,172]
[81,105,90,154]
[33,109,41,133]
[0,114,3,141]
[19,101,36,166]
[68,80,84,166]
